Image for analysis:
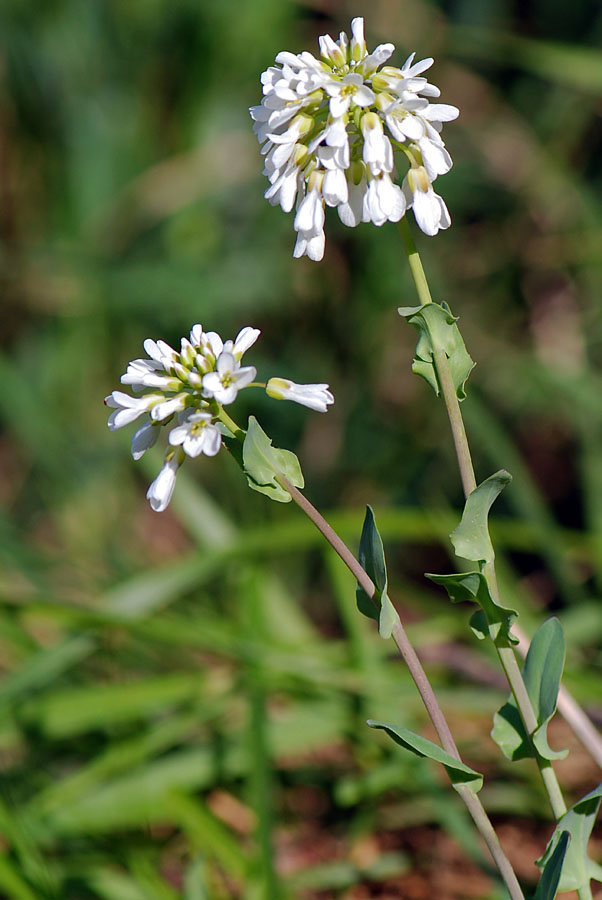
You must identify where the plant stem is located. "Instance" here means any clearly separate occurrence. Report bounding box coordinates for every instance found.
[432,345,477,498]
[400,221,569,821]
[277,473,525,900]
[217,406,246,441]
[397,218,433,306]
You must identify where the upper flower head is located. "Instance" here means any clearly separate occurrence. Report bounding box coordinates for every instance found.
[250,17,458,260]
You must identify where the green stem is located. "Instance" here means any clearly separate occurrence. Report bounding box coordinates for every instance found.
[276,475,524,900]
[217,405,246,441]
[432,345,477,499]
[400,221,568,821]
[397,217,433,306]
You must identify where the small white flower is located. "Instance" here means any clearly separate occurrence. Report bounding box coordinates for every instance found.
[294,181,325,234]
[168,410,222,458]
[150,393,189,422]
[105,391,162,430]
[422,103,460,123]
[324,116,349,150]
[322,166,348,207]
[338,162,368,227]
[363,174,406,227]
[349,17,366,61]
[384,103,426,142]
[361,112,393,176]
[189,324,204,346]
[231,326,261,360]
[417,137,453,180]
[131,421,160,460]
[198,331,224,365]
[146,452,182,512]
[293,177,326,261]
[202,350,257,405]
[356,42,395,77]
[121,360,181,392]
[404,166,451,236]
[319,32,347,68]
[265,160,303,213]
[143,338,178,371]
[325,73,375,118]
[266,377,334,412]
[293,228,325,262]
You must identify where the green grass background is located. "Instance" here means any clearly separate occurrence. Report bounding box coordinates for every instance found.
[1,0,602,897]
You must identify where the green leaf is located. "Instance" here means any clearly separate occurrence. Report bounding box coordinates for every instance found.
[356,506,400,639]
[537,784,602,894]
[450,470,512,565]
[492,618,568,761]
[367,720,483,792]
[242,416,304,503]
[398,301,475,400]
[533,831,570,900]
[426,571,518,646]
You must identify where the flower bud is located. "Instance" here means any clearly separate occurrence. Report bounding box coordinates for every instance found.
[319,34,346,68]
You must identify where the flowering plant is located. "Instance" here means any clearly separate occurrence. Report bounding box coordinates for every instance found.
[106,16,602,900]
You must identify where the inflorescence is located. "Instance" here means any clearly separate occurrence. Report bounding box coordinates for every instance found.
[106,325,334,511]
[251,17,458,261]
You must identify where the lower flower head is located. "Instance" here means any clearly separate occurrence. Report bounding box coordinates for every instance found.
[106,323,335,511]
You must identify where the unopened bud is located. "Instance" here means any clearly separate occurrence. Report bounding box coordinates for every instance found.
[187,371,203,388]
[174,362,190,382]
[319,34,346,68]
[195,353,212,374]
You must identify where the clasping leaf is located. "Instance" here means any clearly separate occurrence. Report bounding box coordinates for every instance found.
[427,571,518,646]
[450,470,512,566]
[242,416,304,503]
[398,301,475,400]
[367,720,483,793]
[356,506,400,639]
[492,618,568,761]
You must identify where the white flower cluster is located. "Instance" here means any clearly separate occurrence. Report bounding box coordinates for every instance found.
[106,325,334,511]
[250,17,458,261]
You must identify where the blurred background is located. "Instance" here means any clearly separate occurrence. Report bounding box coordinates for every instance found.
[1,0,602,897]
